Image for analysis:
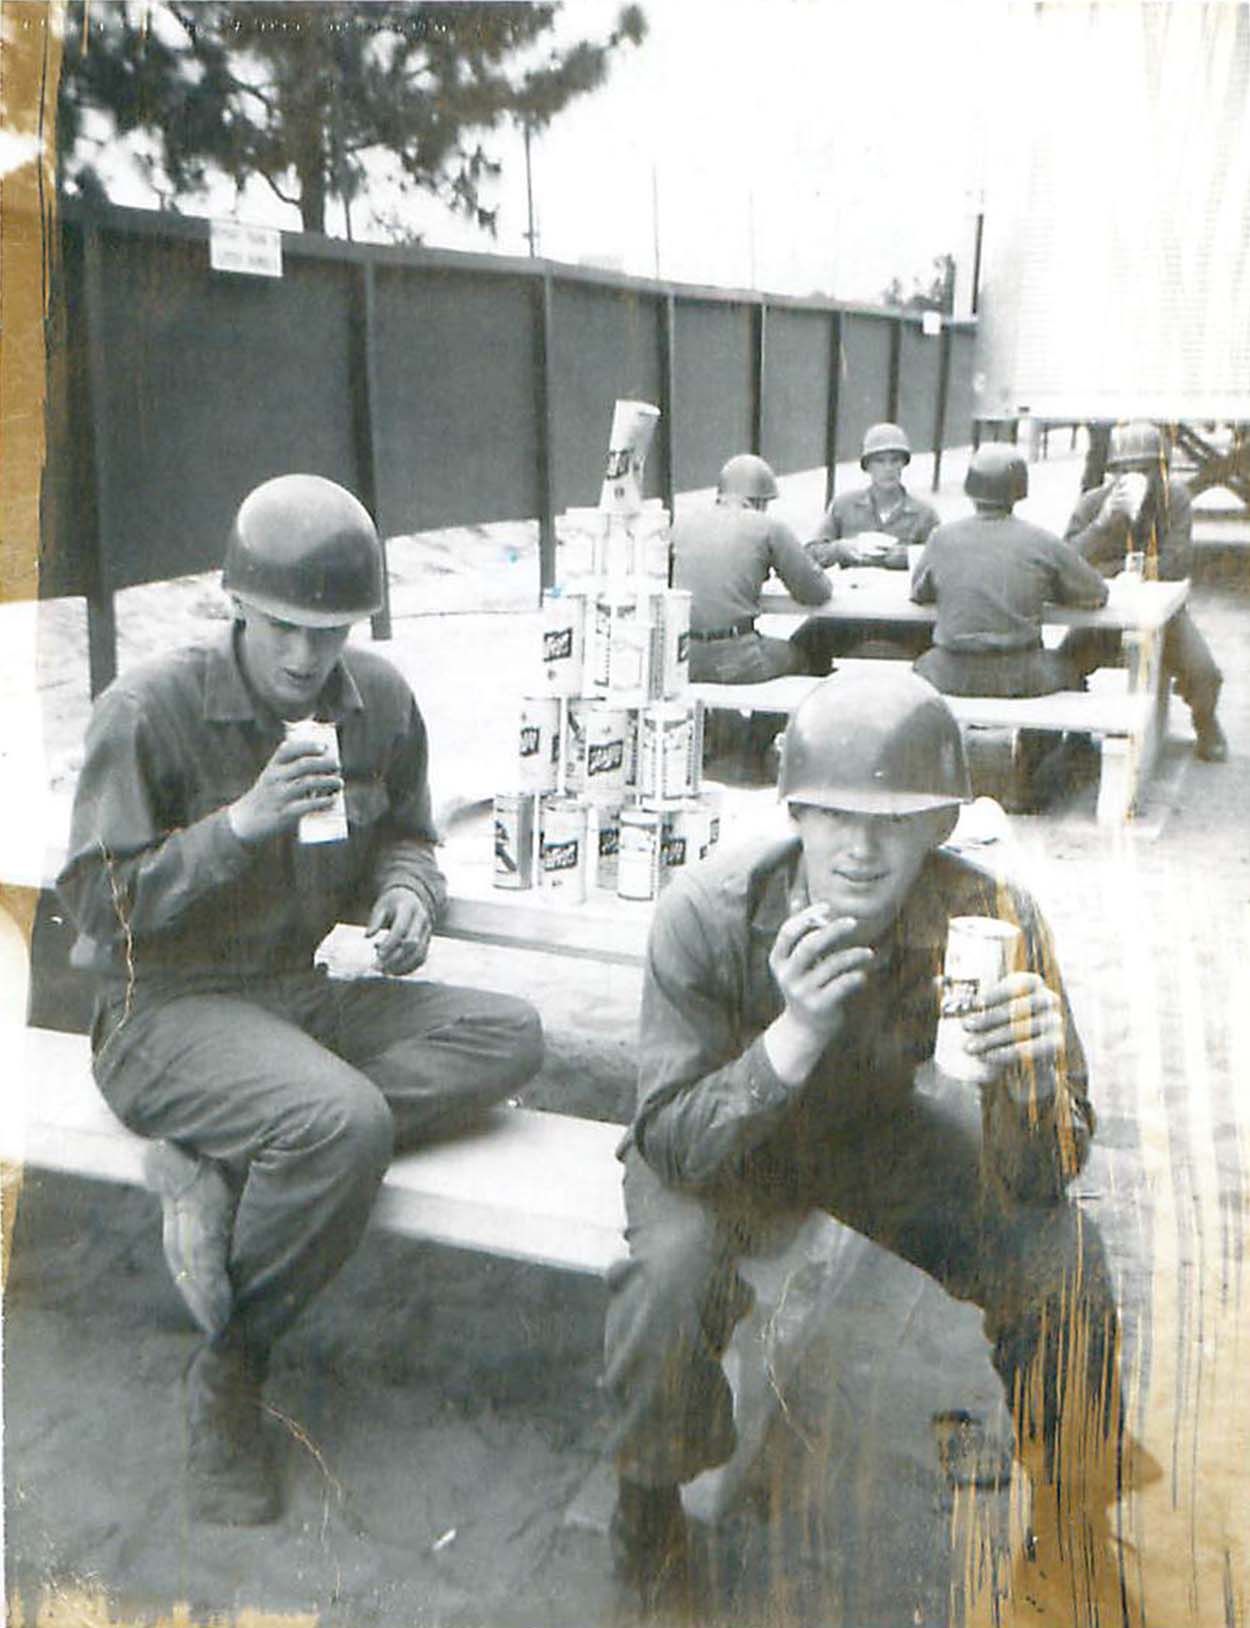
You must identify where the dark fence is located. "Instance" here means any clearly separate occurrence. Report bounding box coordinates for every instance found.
[41,202,976,693]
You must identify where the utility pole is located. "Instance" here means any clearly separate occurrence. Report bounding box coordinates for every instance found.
[523,121,539,257]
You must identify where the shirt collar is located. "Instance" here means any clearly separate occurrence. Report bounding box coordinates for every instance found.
[203,626,365,724]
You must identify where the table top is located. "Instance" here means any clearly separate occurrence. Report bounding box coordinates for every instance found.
[761,569,1189,633]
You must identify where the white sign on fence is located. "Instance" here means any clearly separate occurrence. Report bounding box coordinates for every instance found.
[209,221,284,279]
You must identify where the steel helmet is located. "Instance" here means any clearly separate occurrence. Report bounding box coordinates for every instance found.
[717,453,779,503]
[1106,420,1166,471]
[779,669,970,814]
[965,444,1029,505]
[223,474,384,626]
[860,422,912,468]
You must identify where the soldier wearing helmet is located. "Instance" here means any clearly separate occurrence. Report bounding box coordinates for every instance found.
[911,444,1107,706]
[57,474,544,1526]
[1063,420,1227,761]
[793,423,941,673]
[670,452,832,686]
[604,668,1129,1618]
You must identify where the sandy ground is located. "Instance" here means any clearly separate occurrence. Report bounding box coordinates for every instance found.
[3,447,1249,1626]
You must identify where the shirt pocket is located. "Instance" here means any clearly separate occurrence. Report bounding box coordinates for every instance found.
[345,774,389,835]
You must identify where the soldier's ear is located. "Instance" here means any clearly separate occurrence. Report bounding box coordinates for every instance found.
[930,806,960,848]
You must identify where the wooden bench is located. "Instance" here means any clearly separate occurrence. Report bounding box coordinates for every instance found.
[0,1018,627,1276]
[691,664,1161,824]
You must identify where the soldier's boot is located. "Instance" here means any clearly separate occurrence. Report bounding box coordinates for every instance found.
[144,1139,237,1336]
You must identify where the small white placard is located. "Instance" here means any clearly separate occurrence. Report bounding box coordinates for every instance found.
[921,310,943,337]
[210,220,283,278]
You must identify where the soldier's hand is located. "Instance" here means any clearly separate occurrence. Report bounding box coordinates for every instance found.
[228,738,342,846]
[847,531,893,564]
[1101,480,1135,523]
[764,903,874,1082]
[366,886,434,976]
[961,971,1063,1077]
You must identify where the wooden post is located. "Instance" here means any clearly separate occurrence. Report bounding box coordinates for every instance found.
[824,310,843,508]
[352,261,392,641]
[750,299,766,455]
[82,223,118,697]
[887,316,902,422]
[533,272,557,593]
[931,321,953,493]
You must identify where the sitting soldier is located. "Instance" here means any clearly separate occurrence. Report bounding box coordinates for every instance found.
[57,474,544,1525]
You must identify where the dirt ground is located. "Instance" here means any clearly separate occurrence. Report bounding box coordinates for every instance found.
[2,448,1248,1626]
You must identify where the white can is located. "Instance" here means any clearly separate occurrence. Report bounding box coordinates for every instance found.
[518,695,561,794]
[601,514,639,578]
[284,719,348,844]
[697,785,721,851]
[593,588,655,697]
[541,589,588,696]
[657,589,691,698]
[637,702,697,804]
[558,507,606,581]
[493,791,537,890]
[565,700,628,797]
[617,807,663,901]
[934,916,1023,1083]
[599,399,660,515]
[538,796,589,902]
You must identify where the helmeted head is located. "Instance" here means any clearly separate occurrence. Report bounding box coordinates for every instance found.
[223,473,384,628]
[965,444,1028,508]
[1106,420,1167,476]
[779,669,971,942]
[223,474,383,718]
[860,422,912,471]
[717,453,779,510]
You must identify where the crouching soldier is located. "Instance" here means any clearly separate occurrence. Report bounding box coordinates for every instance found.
[57,475,544,1525]
[603,668,1145,1623]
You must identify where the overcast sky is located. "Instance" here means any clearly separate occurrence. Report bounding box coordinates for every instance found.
[92,0,1005,305]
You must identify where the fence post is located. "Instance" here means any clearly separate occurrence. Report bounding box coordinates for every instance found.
[533,271,557,593]
[352,260,392,641]
[887,316,902,422]
[824,309,843,508]
[82,222,118,696]
[931,320,953,493]
[750,299,766,455]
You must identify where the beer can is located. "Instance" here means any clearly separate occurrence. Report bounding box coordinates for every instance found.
[593,587,655,698]
[617,807,663,901]
[518,695,561,795]
[599,399,660,516]
[541,588,588,696]
[565,700,628,797]
[493,791,537,890]
[557,507,605,582]
[538,796,590,902]
[657,589,691,698]
[602,514,639,578]
[284,719,348,844]
[934,917,1023,1083]
[637,702,697,804]
[657,804,700,890]
[593,800,624,892]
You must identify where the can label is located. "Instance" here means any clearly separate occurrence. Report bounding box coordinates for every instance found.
[638,703,696,803]
[617,808,663,901]
[541,590,588,695]
[661,799,717,881]
[566,701,628,797]
[539,796,589,902]
[518,696,561,794]
[284,719,348,844]
[493,792,536,890]
[593,589,656,697]
[934,917,1023,1083]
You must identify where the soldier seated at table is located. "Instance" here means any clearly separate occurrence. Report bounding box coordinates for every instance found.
[910,446,1107,809]
[603,667,1148,1625]
[56,474,544,1527]
[672,452,832,776]
[1062,419,1227,762]
[792,422,940,673]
